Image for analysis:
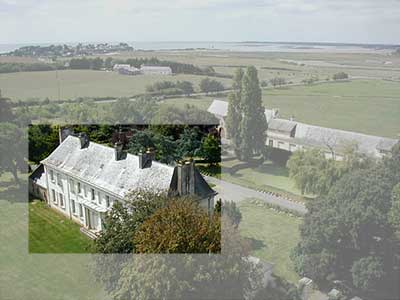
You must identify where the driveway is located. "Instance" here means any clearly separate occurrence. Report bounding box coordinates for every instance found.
[206,176,307,215]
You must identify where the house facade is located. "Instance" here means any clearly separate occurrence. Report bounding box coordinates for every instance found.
[207,99,398,159]
[38,133,216,233]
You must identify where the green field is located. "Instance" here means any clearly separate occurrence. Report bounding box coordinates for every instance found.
[178,79,398,138]
[221,159,304,199]
[29,200,94,253]
[239,199,302,283]
[0,69,232,101]
[0,172,107,300]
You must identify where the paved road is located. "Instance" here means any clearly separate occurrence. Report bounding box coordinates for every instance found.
[205,176,307,215]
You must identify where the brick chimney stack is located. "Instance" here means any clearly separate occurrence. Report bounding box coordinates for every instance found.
[177,160,195,196]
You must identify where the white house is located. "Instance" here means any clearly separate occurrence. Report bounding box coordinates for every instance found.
[38,133,216,234]
[140,65,173,75]
[207,99,278,139]
[207,99,398,159]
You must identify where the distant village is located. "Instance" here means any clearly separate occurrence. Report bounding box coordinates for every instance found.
[2,43,134,58]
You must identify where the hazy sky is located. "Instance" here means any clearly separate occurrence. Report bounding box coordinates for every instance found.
[1,0,400,44]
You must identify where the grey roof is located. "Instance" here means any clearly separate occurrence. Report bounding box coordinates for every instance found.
[294,122,398,155]
[207,99,229,117]
[268,118,297,133]
[29,164,47,188]
[207,99,277,122]
[41,136,175,198]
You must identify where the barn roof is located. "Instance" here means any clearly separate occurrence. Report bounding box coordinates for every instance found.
[207,99,277,122]
[294,122,397,155]
[268,118,297,133]
[41,136,175,198]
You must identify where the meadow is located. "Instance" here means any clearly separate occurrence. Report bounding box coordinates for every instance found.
[163,79,400,138]
[0,69,232,101]
[239,199,302,283]
[0,173,107,300]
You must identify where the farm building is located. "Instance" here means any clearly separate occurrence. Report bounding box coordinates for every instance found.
[207,99,398,159]
[37,133,216,234]
[140,65,173,75]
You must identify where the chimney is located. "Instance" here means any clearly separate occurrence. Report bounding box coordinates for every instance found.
[59,127,73,144]
[78,132,89,149]
[114,142,123,161]
[177,160,195,196]
[138,148,155,169]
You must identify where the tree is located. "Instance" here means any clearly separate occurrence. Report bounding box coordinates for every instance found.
[199,77,224,93]
[104,57,113,69]
[127,129,155,155]
[236,66,267,161]
[388,183,400,235]
[95,216,262,300]
[292,145,400,297]
[176,126,202,158]
[94,190,169,253]
[351,256,385,291]
[333,72,349,80]
[28,125,59,163]
[176,81,194,96]
[222,201,242,228]
[226,68,243,145]
[153,134,179,164]
[134,199,221,253]
[0,122,26,185]
[198,134,221,164]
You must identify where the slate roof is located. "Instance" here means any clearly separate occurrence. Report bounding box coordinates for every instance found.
[295,122,398,155]
[207,99,277,122]
[29,164,47,188]
[268,118,398,155]
[268,118,297,133]
[41,136,175,198]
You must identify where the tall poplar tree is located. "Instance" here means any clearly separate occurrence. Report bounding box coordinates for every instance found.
[227,66,267,161]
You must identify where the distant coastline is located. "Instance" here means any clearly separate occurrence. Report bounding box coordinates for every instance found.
[1,41,399,54]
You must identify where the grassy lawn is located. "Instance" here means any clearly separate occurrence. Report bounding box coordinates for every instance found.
[29,200,94,253]
[0,172,107,300]
[0,69,232,101]
[221,159,305,199]
[239,199,302,283]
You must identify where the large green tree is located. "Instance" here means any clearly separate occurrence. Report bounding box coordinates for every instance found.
[291,143,400,298]
[226,66,267,161]
[0,122,26,184]
[134,199,221,254]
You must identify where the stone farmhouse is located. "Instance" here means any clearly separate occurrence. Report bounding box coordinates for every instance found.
[208,99,398,159]
[30,133,216,234]
[113,64,172,76]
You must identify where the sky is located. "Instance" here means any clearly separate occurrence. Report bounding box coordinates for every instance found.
[1,0,400,45]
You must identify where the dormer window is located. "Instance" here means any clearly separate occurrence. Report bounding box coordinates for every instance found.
[91,188,95,201]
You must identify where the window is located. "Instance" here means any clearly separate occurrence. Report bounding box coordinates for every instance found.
[91,188,95,201]
[98,191,102,204]
[52,189,56,203]
[57,173,62,187]
[72,200,76,214]
[70,180,75,194]
[79,204,83,218]
[77,182,81,194]
[84,185,87,198]
[59,193,64,207]
[106,195,110,208]
[50,170,54,182]
[269,139,273,147]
